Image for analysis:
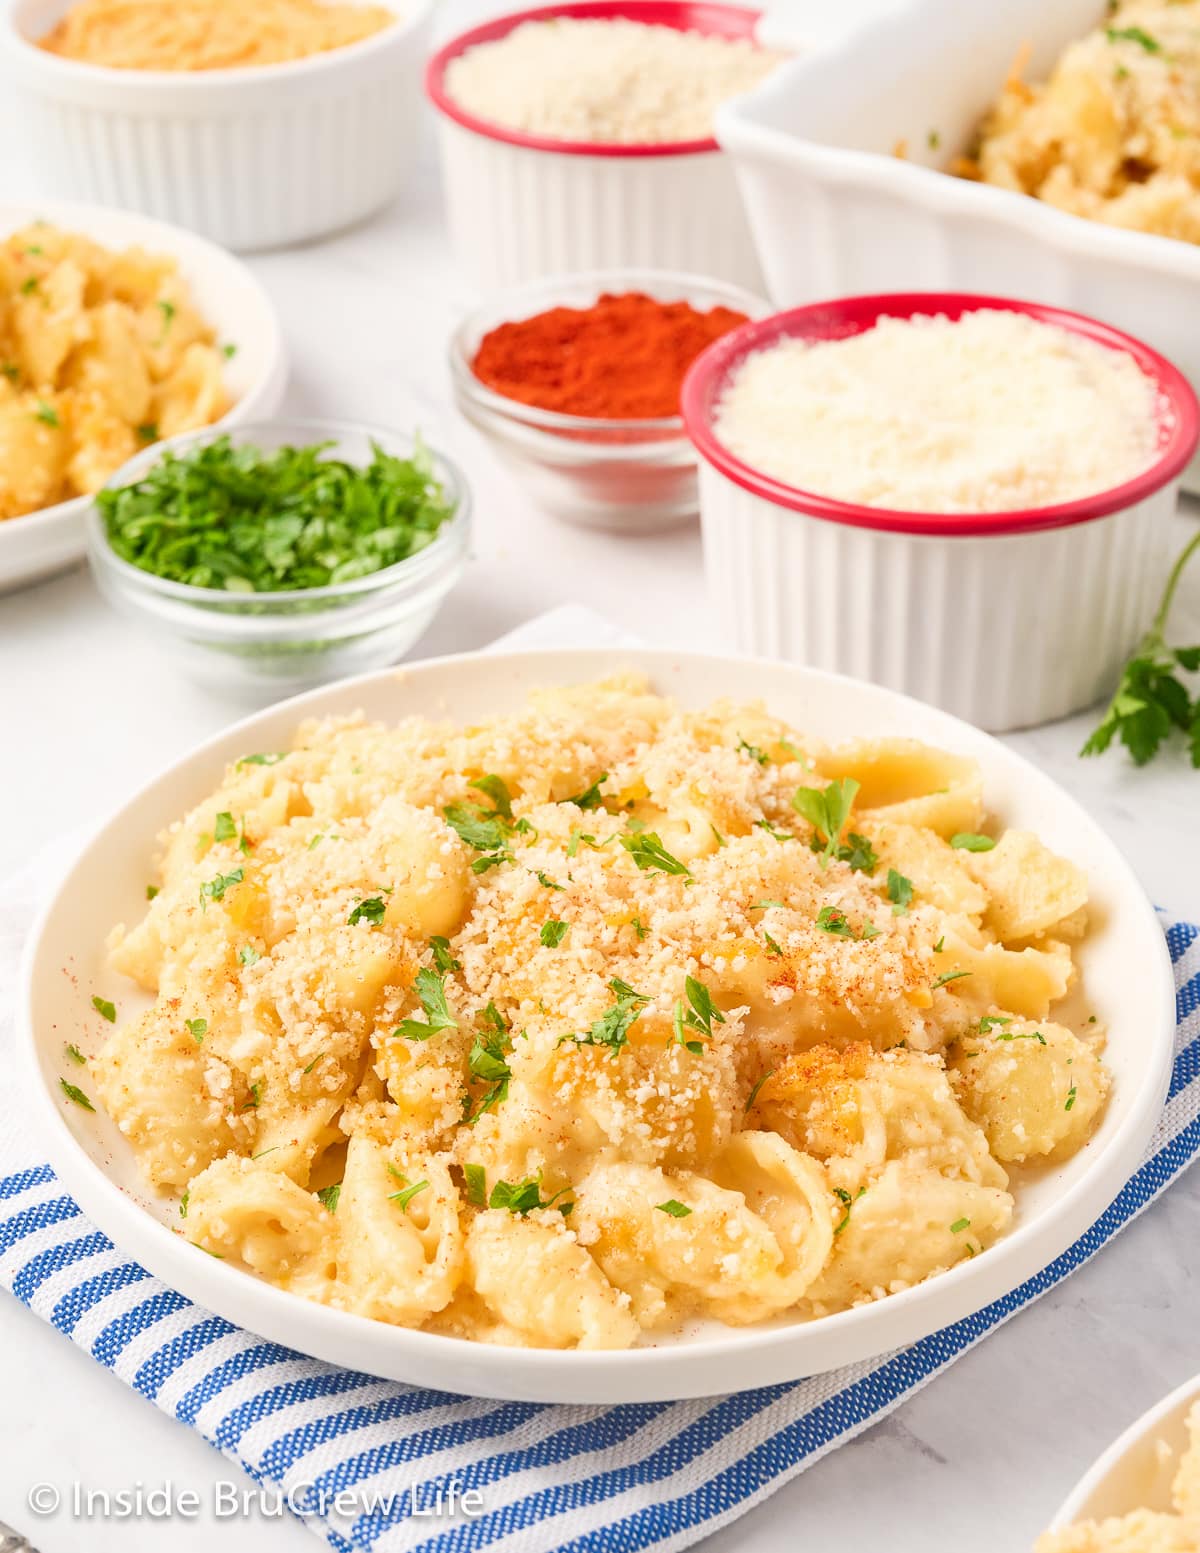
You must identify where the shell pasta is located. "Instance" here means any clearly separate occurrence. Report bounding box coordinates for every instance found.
[92,674,1110,1349]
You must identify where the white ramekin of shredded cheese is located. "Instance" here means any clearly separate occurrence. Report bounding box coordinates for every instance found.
[1,0,434,250]
[425,1,783,293]
[681,293,1199,732]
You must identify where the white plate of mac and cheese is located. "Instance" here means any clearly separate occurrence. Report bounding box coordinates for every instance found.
[20,650,1175,1402]
[0,199,286,591]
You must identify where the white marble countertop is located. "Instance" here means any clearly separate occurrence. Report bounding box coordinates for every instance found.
[3,5,1200,1545]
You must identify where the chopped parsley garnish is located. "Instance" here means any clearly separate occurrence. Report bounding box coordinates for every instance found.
[656,1199,692,1218]
[430,935,461,973]
[540,919,569,947]
[563,773,608,810]
[672,975,725,1055]
[816,906,880,941]
[179,1191,189,1218]
[302,1052,324,1074]
[567,829,613,858]
[737,737,769,766]
[791,778,859,866]
[34,401,59,427]
[252,1147,278,1160]
[317,1184,341,1213]
[242,1083,261,1110]
[237,752,285,767]
[950,1217,970,1234]
[933,935,945,953]
[97,436,456,592]
[222,342,238,359]
[933,969,972,989]
[199,867,243,906]
[756,819,793,843]
[0,362,17,382]
[1065,1085,1078,1111]
[347,895,387,927]
[462,1002,512,1124]
[387,1167,430,1211]
[469,773,513,819]
[752,898,786,910]
[213,811,237,843]
[997,1028,1047,1045]
[463,1163,488,1207]
[185,1018,207,1044]
[976,1015,1012,1033]
[833,1186,865,1235]
[488,1173,573,1216]
[60,1079,94,1111]
[19,276,37,295]
[536,870,565,891]
[156,298,177,341]
[91,995,116,1023]
[1082,529,1200,768]
[950,833,995,852]
[763,930,783,957]
[394,968,457,1042]
[839,833,879,873]
[887,869,914,915]
[560,977,650,1057]
[238,944,260,966]
[631,916,647,940]
[744,1069,776,1112]
[927,128,941,149]
[136,422,158,443]
[710,825,727,849]
[66,1044,86,1066]
[1106,24,1160,51]
[620,831,691,878]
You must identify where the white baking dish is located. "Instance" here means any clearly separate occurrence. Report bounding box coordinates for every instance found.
[425,0,770,294]
[1,0,434,251]
[681,293,1198,732]
[1047,1372,1200,1531]
[717,0,1200,489]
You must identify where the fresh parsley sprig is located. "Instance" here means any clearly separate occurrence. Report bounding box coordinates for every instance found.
[791,779,863,867]
[462,1002,513,1124]
[1083,529,1200,768]
[393,968,457,1042]
[559,977,650,1057]
[672,976,725,1055]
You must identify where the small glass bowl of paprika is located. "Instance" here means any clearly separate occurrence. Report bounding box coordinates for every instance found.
[448,268,767,532]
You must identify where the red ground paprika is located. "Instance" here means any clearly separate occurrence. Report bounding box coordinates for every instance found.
[469,291,749,419]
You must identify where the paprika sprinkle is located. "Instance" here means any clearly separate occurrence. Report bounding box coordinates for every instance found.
[469,291,749,420]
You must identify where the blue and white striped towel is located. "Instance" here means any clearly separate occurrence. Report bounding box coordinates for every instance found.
[3,612,1199,1553]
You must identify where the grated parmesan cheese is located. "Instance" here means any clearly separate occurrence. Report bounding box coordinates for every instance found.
[444,18,783,145]
[712,310,1161,513]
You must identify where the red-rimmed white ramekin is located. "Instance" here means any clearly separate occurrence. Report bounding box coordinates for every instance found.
[425,0,770,292]
[681,293,1200,732]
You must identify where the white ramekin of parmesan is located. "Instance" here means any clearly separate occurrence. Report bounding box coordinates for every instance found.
[681,293,1199,732]
[424,1,784,293]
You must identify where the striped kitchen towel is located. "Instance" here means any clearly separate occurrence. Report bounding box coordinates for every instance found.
[2,611,1198,1553]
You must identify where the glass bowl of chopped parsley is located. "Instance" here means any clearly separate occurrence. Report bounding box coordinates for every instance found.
[87,420,469,693]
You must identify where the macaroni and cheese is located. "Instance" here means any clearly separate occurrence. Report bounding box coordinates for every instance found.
[1038,1402,1200,1552]
[90,676,1109,1349]
[0,223,230,522]
[968,2,1200,244]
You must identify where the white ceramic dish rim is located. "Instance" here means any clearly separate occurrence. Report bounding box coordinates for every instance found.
[1049,1371,1200,1528]
[450,266,770,438]
[717,0,1200,287]
[0,198,286,569]
[19,647,1176,1402]
[3,0,432,88]
[86,417,473,606]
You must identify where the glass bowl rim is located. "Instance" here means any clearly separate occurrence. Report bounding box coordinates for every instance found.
[86,417,472,607]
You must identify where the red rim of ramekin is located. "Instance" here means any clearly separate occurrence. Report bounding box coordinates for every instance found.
[680,292,1200,538]
[425,0,762,157]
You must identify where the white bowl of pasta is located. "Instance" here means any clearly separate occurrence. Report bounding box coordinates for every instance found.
[19,648,1175,1403]
[1041,1372,1200,1548]
[0,199,286,592]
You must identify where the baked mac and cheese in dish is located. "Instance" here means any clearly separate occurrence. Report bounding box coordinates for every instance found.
[0,223,230,522]
[90,675,1109,1350]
